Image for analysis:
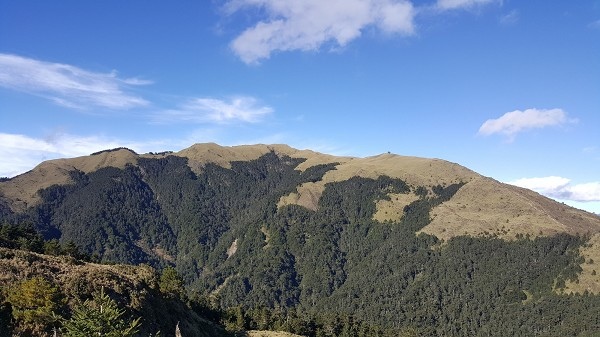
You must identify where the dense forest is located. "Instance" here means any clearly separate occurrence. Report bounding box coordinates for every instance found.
[1,152,600,336]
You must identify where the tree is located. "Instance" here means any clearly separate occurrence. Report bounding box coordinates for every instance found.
[61,288,140,337]
[62,240,84,259]
[43,239,62,256]
[7,277,63,335]
[159,267,184,298]
[223,305,246,333]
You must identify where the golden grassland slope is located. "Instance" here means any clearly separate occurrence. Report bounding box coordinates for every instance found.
[0,149,139,211]
[278,153,478,211]
[373,192,421,223]
[177,143,346,174]
[420,177,600,241]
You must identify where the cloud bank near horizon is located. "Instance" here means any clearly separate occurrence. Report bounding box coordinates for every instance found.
[509,176,600,203]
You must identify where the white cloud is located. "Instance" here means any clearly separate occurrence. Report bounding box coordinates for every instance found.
[509,176,600,203]
[0,53,150,109]
[589,19,600,30]
[478,108,576,140]
[226,0,415,64]
[568,183,600,202]
[509,176,570,197]
[435,0,498,10]
[0,132,165,177]
[154,96,273,124]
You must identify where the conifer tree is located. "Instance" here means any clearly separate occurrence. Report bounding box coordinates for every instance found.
[159,266,184,298]
[62,288,140,337]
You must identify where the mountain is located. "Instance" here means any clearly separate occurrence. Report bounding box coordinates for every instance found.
[1,143,600,336]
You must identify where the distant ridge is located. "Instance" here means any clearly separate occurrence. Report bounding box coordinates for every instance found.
[1,143,599,242]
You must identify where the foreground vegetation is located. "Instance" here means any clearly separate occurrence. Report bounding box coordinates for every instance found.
[0,235,411,337]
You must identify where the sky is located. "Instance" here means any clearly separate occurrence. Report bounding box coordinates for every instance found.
[0,0,599,213]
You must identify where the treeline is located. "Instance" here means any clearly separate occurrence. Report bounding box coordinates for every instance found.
[0,223,91,261]
[219,304,418,337]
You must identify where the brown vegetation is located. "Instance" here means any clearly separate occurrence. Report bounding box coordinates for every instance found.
[421,177,600,241]
[0,149,138,211]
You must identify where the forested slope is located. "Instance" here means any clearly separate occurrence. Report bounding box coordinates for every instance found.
[1,144,600,336]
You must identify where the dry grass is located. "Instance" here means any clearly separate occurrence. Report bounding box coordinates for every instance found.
[278,152,478,212]
[0,149,138,211]
[0,247,156,308]
[421,177,600,241]
[277,182,324,211]
[177,143,345,174]
[373,192,420,223]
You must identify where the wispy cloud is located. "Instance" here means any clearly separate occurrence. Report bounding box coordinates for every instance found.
[510,176,600,202]
[589,19,600,30]
[0,53,150,109]
[435,0,498,11]
[583,146,597,154]
[478,108,576,140]
[154,96,273,124]
[226,0,415,64]
[0,132,166,177]
[499,9,519,25]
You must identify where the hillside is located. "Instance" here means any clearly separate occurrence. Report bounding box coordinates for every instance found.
[2,143,598,240]
[0,246,229,337]
[1,143,600,336]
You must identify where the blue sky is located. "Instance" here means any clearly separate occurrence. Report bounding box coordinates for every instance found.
[1,0,599,213]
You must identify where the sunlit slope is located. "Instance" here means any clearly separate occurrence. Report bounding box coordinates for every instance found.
[0,148,139,211]
[422,177,600,241]
[2,142,599,241]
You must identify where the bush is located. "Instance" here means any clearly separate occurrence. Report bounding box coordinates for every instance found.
[6,277,64,335]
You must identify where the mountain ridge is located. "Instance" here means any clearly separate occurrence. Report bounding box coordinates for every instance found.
[2,143,600,335]
[1,143,599,242]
